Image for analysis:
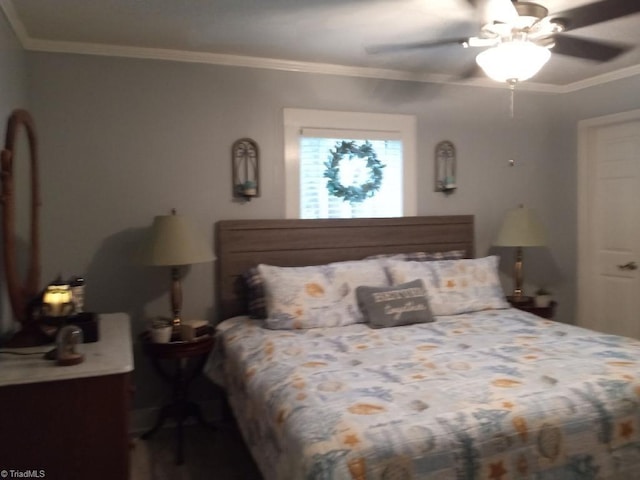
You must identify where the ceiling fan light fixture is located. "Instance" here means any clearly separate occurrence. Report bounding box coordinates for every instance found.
[548,20,566,33]
[476,40,551,83]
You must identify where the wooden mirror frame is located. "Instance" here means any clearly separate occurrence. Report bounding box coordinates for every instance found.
[1,109,44,347]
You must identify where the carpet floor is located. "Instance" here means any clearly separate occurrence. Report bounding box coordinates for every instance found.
[130,421,263,480]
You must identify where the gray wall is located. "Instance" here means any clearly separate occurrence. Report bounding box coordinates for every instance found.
[0,13,27,118]
[0,11,28,335]
[21,50,640,413]
[543,74,640,328]
[27,52,563,320]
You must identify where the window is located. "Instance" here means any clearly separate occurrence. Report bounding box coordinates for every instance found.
[300,136,402,219]
[284,109,416,219]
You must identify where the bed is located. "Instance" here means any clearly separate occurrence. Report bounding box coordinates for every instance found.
[206,216,640,480]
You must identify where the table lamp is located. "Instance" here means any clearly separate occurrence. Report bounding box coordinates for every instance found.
[138,209,214,326]
[42,278,75,318]
[494,205,547,303]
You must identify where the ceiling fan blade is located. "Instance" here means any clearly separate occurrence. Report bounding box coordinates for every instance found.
[551,0,640,32]
[366,38,469,55]
[461,0,517,23]
[552,35,631,62]
[458,63,483,80]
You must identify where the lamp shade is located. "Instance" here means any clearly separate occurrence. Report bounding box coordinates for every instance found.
[494,206,547,247]
[42,280,74,317]
[476,40,551,83]
[138,212,214,266]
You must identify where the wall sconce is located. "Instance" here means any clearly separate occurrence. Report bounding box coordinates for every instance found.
[435,140,456,194]
[232,138,260,200]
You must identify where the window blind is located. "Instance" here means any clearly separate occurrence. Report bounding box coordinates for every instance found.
[299,136,403,219]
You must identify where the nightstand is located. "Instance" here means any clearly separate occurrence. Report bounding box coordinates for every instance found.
[139,327,216,465]
[507,296,557,319]
[0,313,133,480]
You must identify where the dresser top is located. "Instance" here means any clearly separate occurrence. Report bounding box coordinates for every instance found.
[0,313,133,387]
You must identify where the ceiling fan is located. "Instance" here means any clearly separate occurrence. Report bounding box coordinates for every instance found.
[367,0,640,83]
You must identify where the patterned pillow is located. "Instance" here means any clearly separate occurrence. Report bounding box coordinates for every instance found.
[242,251,466,319]
[242,267,267,319]
[258,260,390,330]
[365,250,466,261]
[356,279,434,328]
[385,256,509,316]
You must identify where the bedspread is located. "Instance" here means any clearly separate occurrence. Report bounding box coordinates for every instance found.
[205,309,640,480]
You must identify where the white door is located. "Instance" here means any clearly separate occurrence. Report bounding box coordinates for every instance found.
[578,116,640,338]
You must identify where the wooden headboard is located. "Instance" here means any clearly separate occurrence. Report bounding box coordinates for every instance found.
[215,215,474,320]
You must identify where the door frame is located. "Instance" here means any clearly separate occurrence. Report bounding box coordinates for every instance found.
[577,108,640,326]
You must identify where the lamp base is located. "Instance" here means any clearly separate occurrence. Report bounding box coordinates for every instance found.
[170,266,183,328]
[39,311,100,344]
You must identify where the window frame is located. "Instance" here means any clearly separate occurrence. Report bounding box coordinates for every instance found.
[283,108,417,219]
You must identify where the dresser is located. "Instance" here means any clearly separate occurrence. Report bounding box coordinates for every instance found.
[0,313,133,479]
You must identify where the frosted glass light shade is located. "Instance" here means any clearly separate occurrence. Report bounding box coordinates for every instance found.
[476,41,551,83]
[138,213,214,266]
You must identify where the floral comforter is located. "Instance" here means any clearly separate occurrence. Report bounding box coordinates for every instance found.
[205,309,640,480]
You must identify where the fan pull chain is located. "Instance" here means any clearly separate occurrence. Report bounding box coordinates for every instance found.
[508,79,516,119]
[510,86,514,118]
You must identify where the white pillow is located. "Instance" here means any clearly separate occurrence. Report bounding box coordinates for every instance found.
[385,256,509,316]
[258,259,389,329]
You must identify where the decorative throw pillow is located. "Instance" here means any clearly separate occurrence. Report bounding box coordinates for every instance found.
[356,279,434,328]
[385,256,509,316]
[258,260,390,330]
[242,267,267,319]
[242,251,467,320]
[365,250,466,262]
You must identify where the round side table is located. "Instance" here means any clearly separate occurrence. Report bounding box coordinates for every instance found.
[139,328,215,465]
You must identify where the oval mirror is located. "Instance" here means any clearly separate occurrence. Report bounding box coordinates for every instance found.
[1,109,43,346]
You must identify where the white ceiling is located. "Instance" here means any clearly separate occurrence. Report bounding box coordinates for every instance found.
[3,0,640,92]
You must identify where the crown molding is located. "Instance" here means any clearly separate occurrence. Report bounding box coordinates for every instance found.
[17,37,568,94]
[2,0,638,95]
[555,63,640,94]
[24,37,443,82]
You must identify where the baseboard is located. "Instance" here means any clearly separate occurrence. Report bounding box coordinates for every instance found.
[130,400,221,434]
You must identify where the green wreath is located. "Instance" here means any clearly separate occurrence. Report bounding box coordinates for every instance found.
[323,140,385,204]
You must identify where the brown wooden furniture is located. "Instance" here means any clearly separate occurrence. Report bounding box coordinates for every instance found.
[215,215,475,320]
[0,313,133,480]
[140,330,216,465]
[507,296,557,319]
[1,109,45,346]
